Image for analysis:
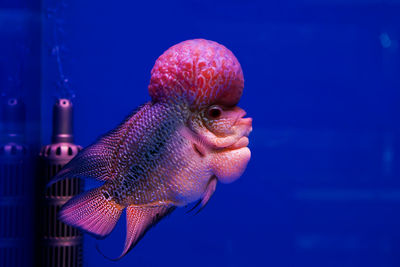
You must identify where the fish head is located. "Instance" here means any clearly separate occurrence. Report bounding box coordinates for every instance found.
[188,104,252,184]
[149,39,252,184]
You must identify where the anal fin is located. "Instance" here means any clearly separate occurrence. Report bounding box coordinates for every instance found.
[109,205,175,260]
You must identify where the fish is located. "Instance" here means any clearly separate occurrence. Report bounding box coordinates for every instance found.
[50,39,253,260]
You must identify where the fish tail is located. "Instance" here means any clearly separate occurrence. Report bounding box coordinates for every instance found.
[59,186,124,239]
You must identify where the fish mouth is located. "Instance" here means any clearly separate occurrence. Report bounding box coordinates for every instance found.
[228,115,252,150]
[239,118,253,133]
[236,116,253,137]
[236,109,247,119]
[236,110,252,130]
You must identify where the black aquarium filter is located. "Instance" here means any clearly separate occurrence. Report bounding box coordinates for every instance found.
[37,99,83,267]
[0,98,33,267]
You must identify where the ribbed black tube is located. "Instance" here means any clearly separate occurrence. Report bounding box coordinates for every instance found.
[37,99,83,267]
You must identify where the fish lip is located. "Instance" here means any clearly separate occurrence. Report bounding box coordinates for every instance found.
[237,109,247,119]
[235,108,252,125]
[235,117,253,136]
[233,112,252,144]
[227,136,249,150]
[239,117,252,127]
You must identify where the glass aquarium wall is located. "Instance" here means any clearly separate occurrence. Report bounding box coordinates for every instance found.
[44,1,398,266]
[0,1,41,267]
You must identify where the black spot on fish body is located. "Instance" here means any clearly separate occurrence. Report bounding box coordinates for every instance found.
[102,191,110,199]
[149,140,163,157]
[144,118,175,159]
[123,179,130,189]
[127,165,145,180]
[126,172,136,182]
[143,152,150,161]
[127,117,176,180]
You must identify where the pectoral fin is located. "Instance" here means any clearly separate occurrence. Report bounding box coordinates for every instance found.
[187,176,217,214]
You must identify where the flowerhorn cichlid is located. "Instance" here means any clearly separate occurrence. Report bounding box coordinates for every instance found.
[50,39,253,260]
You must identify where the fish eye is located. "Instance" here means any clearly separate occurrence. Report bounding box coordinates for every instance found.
[207,105,222,119]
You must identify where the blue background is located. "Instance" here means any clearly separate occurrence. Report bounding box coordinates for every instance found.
[2,0,400,266]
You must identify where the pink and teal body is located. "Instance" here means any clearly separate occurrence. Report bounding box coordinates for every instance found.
[52,39,252,259]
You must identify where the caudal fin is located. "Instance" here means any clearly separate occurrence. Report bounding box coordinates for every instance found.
[59,187,124,238]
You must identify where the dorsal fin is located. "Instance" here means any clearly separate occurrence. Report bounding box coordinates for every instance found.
[49,103,150,186]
